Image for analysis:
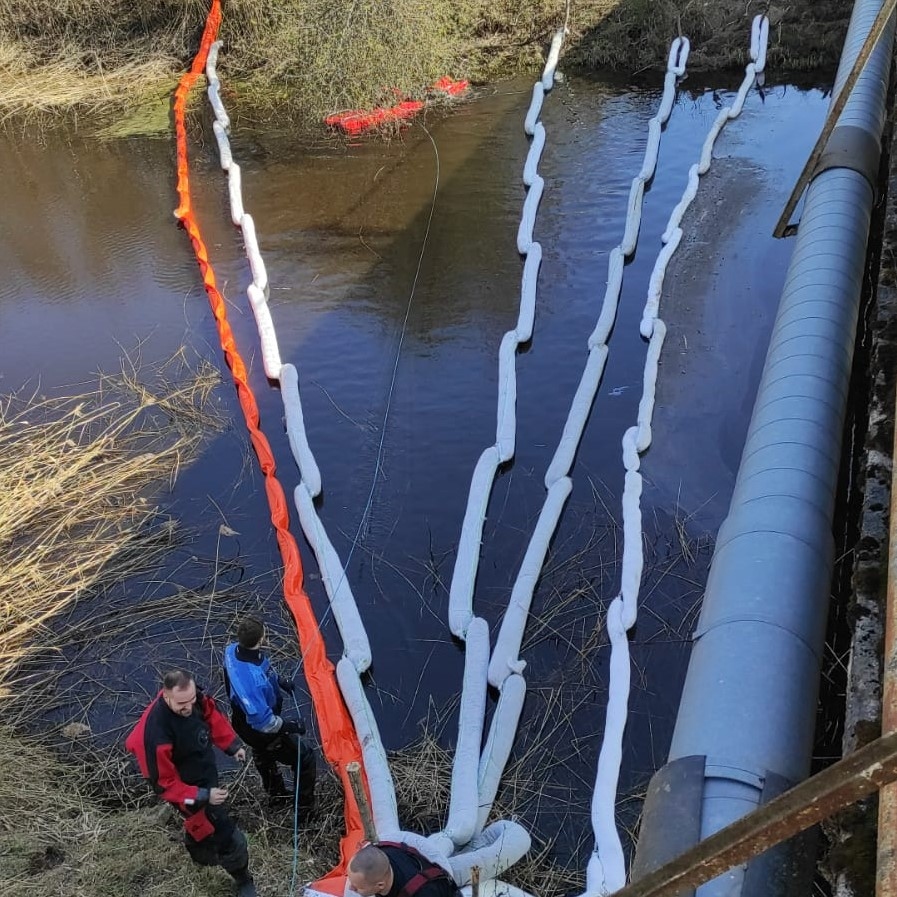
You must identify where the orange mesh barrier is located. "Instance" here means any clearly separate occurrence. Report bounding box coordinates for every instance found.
[325,79,468,135]
[325,100,425,136]
[432,77,469,96]
[173,3,367,887]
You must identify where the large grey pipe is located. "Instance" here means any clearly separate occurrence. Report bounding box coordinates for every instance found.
[631,3,896,896]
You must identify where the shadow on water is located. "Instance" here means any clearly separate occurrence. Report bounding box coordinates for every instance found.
[0,70,830,869]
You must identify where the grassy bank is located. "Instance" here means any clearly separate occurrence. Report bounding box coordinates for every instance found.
[0,0,574,123]
[0,725,315,896]
[0,0,851,127]
[569,0,853,74]
[0,722,582,896]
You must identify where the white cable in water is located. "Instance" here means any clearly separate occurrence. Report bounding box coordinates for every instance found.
[581,18,769,897]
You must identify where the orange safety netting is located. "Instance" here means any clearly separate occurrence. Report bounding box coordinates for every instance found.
[325,100,425,136]
[432,76,469,96]
[173,2,368,889]
[325,78,469,135]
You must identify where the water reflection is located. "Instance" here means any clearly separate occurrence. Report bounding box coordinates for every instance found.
[0,74,828,865]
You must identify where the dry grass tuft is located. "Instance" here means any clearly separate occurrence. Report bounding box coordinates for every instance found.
[0,724,283,897]
[4,690,590,891]
[0,356,220,696]
[0,40,178,122]
[0,0,203,120]
[0,719,581,897]
[0,0,577,126]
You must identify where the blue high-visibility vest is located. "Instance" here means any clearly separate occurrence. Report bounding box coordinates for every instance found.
[223,643,281,733]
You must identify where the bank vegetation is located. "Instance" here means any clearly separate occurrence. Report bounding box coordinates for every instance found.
[0,0,851,127]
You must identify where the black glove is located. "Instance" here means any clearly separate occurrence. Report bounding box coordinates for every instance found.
[279,677,296,695]
[281,718,306,736]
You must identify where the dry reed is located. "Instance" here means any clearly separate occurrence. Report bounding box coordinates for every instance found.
[0,358,219,697]
[0,40,178,122]
[0,0,579,126]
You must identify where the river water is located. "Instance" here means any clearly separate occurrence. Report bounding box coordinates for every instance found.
[0,71,829,864]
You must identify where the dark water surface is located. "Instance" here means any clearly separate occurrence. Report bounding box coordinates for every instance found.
[0,73,827,863]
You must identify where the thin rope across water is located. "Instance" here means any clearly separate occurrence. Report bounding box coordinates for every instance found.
[331,123,441,618]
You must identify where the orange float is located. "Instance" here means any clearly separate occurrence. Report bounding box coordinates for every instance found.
[325,78,469,135]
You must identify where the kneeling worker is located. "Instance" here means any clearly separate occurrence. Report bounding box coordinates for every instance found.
[347,842,461,897]
[223,616,317,812]
[125,670,257,897]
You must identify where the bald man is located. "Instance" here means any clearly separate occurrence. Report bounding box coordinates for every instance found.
[347,843,460,897]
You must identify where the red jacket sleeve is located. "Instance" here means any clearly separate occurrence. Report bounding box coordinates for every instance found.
[152,743,201,808]
[201,693,240,753]
[125,695,201,811]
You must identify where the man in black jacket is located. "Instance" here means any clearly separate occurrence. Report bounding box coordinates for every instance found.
[126,670,257,897]
[347,843,461,897]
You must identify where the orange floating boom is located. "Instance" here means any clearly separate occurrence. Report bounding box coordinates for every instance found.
[172,2,368,887]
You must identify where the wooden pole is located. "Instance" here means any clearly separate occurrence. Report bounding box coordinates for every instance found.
[772,0,897,238]
[346,761,378,844]
[609,730,897,897]
[470,866,480,897]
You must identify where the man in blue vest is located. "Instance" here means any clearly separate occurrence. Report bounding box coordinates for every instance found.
[223,616,316,813]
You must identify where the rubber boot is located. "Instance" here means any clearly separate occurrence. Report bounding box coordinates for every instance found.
[231,866,257,897]
[265,770,291,803]
[298,791,317,824]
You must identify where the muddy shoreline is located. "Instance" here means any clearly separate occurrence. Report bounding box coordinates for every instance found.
[820,75,897,897]
[570,1,853,76]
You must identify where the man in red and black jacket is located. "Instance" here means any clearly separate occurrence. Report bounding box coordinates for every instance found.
[125,669,257,897]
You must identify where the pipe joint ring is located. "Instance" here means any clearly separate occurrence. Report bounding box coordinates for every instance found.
[813,125,881,197]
